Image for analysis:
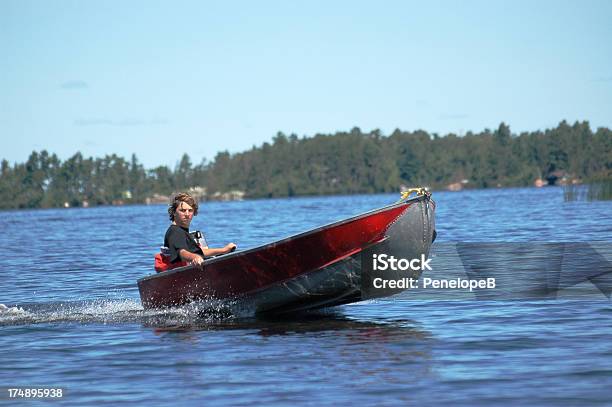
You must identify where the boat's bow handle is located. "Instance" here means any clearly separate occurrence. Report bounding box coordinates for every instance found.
[399,186,430,201]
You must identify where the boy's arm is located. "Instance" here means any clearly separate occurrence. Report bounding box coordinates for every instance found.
[202,243,237,257]
[179,249,204,265]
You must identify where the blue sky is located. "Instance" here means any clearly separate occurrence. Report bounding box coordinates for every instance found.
[1,0,611,168]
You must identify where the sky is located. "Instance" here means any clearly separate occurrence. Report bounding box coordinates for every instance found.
[1,0,611,169]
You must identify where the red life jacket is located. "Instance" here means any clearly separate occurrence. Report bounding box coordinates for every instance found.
[154,253,188,273]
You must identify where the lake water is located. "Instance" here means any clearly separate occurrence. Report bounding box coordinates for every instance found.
[1,187,611,406]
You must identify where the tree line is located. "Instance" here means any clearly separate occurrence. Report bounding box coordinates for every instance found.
[1,120,610,209]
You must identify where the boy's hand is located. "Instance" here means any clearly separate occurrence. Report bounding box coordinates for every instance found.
[191,256,205,268]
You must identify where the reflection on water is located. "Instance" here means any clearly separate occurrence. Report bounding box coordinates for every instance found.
[564,181,612,201]
[145,311,436,405]
[149,310,430,339]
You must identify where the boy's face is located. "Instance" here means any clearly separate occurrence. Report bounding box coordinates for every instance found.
[174,201,195,228]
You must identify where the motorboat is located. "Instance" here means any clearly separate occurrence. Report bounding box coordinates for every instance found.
[138,189,436,314]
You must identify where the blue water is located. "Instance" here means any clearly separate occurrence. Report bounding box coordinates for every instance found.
[1,187,611,406]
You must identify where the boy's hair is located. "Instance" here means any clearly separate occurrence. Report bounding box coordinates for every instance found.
[168,192,199,221]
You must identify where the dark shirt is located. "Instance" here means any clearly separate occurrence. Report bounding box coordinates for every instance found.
[164,224,204,263]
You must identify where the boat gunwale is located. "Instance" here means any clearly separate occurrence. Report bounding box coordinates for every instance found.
[137,194,430,283]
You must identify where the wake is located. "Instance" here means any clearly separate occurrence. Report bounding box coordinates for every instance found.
[0,297,251,327]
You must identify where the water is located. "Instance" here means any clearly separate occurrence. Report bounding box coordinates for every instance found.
[1,187,611,405]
